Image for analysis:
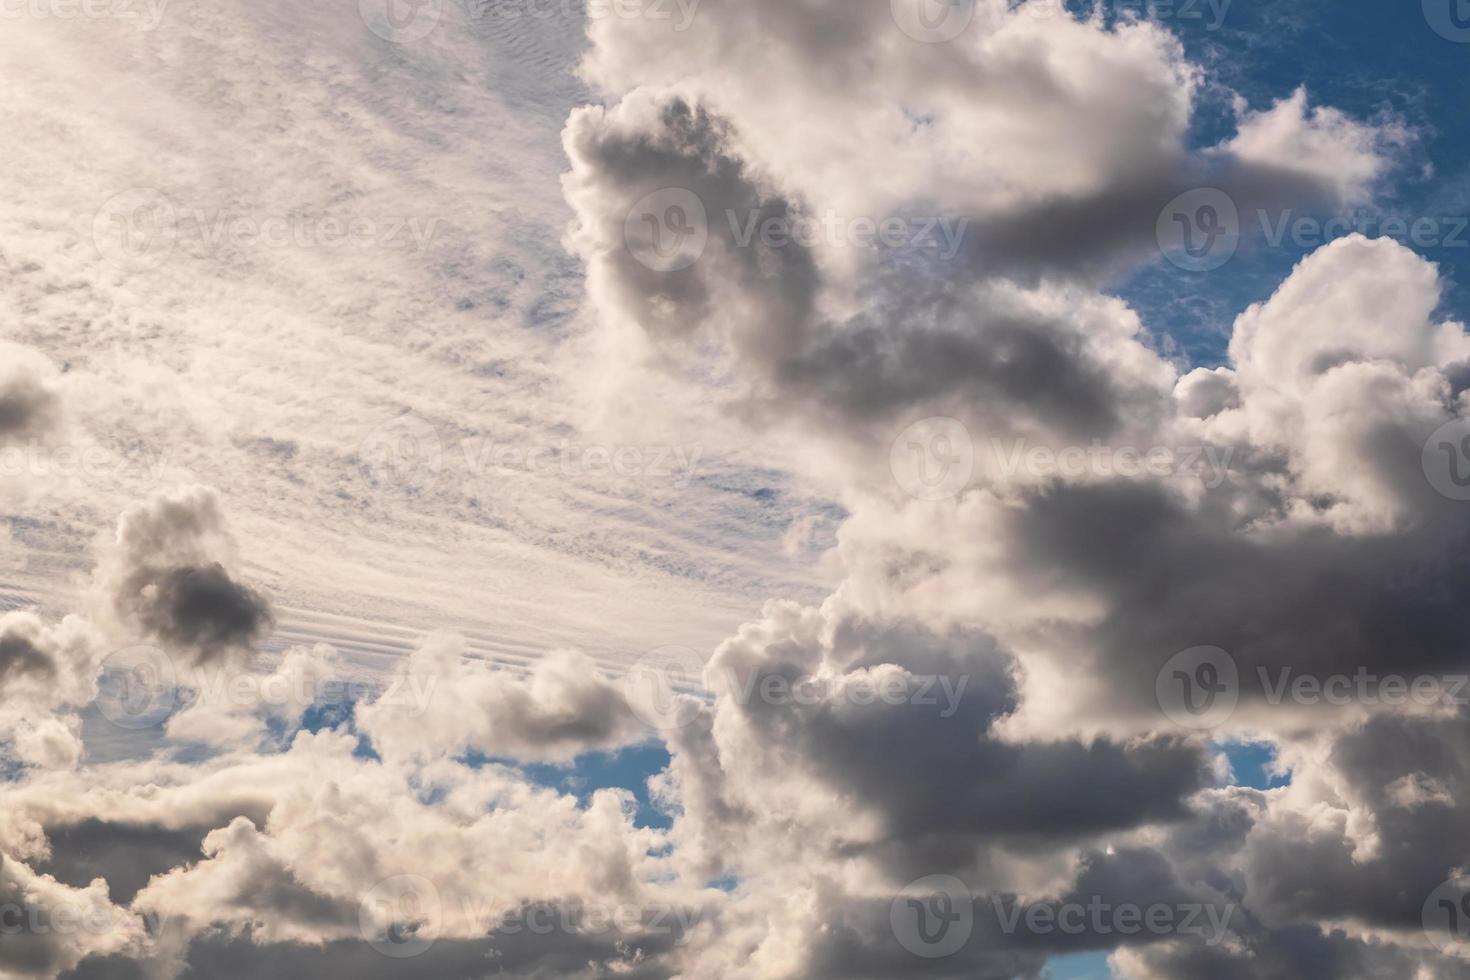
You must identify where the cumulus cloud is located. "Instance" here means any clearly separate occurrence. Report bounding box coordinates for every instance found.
[96,486,272,666]
[0,341,63,444]
[0,1,1465,979]
[357,636,645,763]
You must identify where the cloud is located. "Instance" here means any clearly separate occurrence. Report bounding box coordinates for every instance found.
[97,486,272,666]
[357,636,646,763]
[0,341,62,444]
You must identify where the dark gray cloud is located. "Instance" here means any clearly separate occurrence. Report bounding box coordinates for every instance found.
[0,365,61,444]
[114,563,271,666]
[0,630,58,687]
[36,820,221,906]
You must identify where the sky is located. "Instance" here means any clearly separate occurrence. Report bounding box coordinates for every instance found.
[2,1,1470,978]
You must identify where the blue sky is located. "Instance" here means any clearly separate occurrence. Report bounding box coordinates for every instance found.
[1108,0,1470,365]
